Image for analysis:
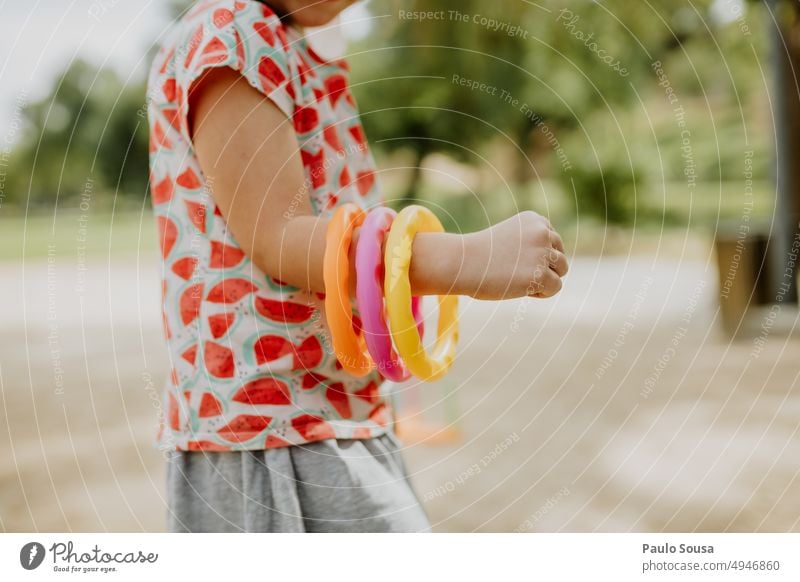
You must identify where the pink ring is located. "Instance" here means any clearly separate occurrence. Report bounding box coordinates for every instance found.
[355,208,423,382]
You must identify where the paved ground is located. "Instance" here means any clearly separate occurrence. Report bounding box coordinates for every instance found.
[1,252,798,532]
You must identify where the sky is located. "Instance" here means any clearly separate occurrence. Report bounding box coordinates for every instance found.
[0,0,372,139]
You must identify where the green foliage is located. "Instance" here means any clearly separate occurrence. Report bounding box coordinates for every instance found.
[350,0,535,200]
[560,117,639,223]
[167,0,194,19]
[6,59,148,208]
[351,0,768,222]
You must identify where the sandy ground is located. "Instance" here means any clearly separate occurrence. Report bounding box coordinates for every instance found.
[1,251,799,532]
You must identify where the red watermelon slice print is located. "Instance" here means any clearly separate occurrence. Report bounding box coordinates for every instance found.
[292,336,323,370]
[324,74,347,106]
[301,149,325,188]
[296,54,310,85]
[162,311,172,340]
[152,176,174,204]
[349,125,366,150]
[176,166,202,189]
[184,24,204,68]
[171,256,198,280]
[233,29,245,68]
[179,283,203,325]
[254,297,314,323]
[212,8,234,28]
[198,36,228,67]
[323,125,344,153]
[208,312,235,338]
[354,380,379,404]
[198,392,223,417]
[265,434,291,448]
[162,78,176,101]
[157,216,178,258]
[293,105,319,133]
[150,120,172,152]
[209,240,245,268]
[355,170,375,196]
[233,378,291,405]
[184,200,206,233]
[162,108,181,130]
[258,56,286,89]
[181,344,198,365]
[254,335,292,365]
[204,341,235,378]
[168,393,181,430]
[291,414,335,441]
[338,166,351,189]
[253,21,275,45]
[302,372,327,390]
[187,440,230,451]
[207,278,257,304]
[158,47,174,75]
[276,24,289,51]
[217,414,273,443]
[325,383,352,419]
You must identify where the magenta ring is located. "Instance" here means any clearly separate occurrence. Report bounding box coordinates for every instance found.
[355,207,423,382]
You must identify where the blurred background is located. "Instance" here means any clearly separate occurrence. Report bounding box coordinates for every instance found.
[1,0,799,532]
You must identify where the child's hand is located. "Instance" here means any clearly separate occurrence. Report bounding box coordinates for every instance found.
[409,211,568,300]
[459,211,568,300]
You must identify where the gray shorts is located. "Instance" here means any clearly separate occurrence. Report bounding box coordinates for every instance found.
[166,432,430,532]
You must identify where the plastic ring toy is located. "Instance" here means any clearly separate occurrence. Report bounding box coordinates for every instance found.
[384,205,459,381]
[323,203,371,376]
[355,207,424,382]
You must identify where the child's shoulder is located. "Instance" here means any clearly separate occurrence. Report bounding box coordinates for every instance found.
[168,0,288,52]
[147,0,300,138]
[181,0,281,27]
[153,1,288,67]
[148,0,292,95]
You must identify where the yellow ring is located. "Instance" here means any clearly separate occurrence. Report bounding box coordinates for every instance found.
[384,205,459,381]
[323,203,372,376]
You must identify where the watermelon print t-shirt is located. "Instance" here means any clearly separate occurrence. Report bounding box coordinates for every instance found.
[147,0,387,451]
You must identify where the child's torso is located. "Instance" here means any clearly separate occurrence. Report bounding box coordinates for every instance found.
[147,0,388,452]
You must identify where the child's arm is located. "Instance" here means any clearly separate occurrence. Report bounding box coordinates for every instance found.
[189,68,568,300]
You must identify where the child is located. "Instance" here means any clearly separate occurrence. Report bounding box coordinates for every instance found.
[147,0,567,533]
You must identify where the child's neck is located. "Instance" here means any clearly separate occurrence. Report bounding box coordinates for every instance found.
[258,1,293,25]
[258,0,307,36]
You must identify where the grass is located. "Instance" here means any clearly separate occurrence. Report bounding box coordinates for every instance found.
[0,178,774,262]
[0,209,158,261]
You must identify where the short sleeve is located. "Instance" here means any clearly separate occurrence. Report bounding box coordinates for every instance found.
[173,1,296,142]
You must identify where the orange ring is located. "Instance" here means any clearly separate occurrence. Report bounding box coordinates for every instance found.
[323,203,371,376]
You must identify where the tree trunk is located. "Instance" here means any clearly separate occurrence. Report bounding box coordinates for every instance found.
[512,122,534,186]
[771,0,800,303]
[402,145,427,205]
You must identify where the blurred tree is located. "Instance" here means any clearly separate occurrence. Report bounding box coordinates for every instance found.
[350,0,533,202]
[3,0,199,210]
[167,0,193,19]
[349,0,762,223]
[6,59,149,208]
